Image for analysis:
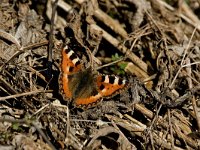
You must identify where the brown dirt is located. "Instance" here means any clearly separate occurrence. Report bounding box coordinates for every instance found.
[0,0,200,149]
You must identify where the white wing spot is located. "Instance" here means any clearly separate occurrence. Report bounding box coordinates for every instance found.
[67,50,74,58]
[72,58,79,65]
[114,77,119,85]
[122,80,126,85]
[64,45,68,50]
[104,75,109,83]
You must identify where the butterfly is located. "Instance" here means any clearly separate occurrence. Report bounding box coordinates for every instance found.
[59,45,129,108]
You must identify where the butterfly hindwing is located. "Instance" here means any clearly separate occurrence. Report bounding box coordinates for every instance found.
[70,69,101,107]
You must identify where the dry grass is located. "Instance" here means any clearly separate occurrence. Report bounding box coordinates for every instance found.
[0,0,200,149]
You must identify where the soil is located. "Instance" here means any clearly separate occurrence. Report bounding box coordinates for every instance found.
[0,0,200,149]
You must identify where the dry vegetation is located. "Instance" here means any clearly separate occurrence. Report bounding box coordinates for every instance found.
[0,0,200,149]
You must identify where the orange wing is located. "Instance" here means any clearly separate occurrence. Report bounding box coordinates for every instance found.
[96,75,128,97]
[60,46,82,99]
[74,74,128,107]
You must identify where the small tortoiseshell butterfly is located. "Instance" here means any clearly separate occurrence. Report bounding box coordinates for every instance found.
[59,45,128,108]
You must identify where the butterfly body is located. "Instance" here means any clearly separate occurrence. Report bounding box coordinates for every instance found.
[59,45,128,107]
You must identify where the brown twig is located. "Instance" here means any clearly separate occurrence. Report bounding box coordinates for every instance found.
[0,90,52,101]
[0,117,56,150]
[0,40,48,72]
[47,0,58,78]
[91,24,148,73]
[0,29,21,49]
[170,27,196,88]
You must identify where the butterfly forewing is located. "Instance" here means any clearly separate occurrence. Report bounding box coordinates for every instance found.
[96,75,128,97]
[60,46,82,99]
